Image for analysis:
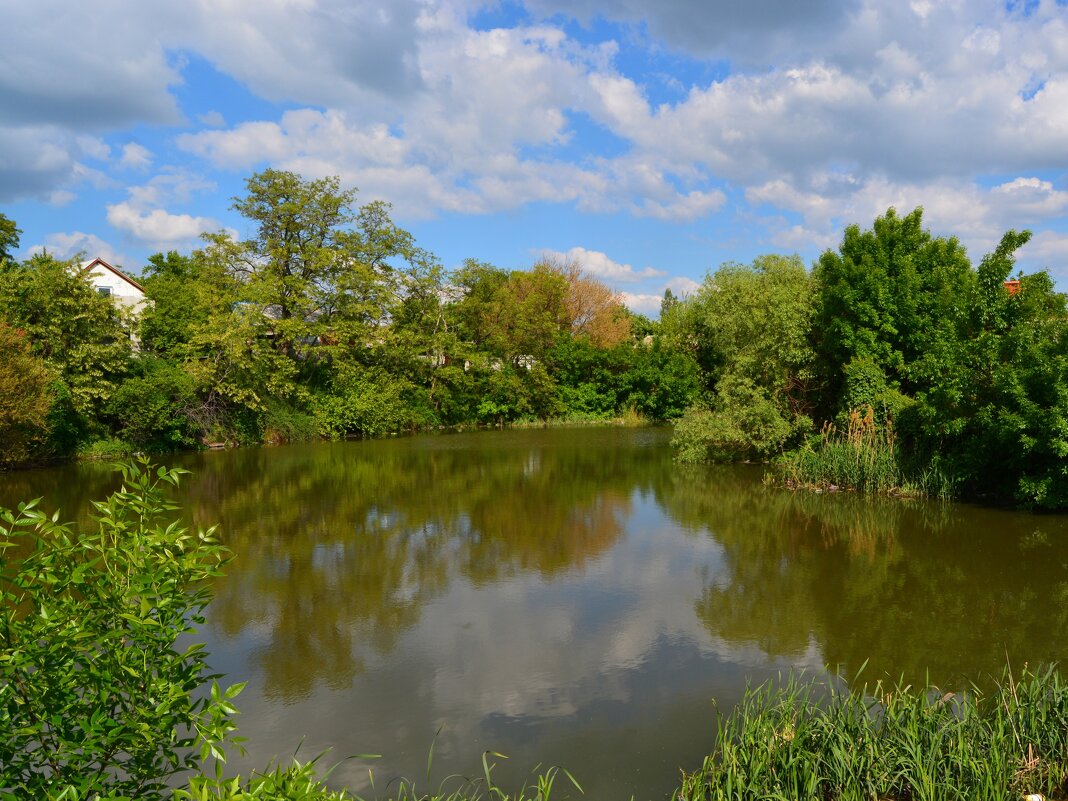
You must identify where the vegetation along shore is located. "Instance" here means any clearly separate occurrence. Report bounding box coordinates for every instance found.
[2,170,1067,508]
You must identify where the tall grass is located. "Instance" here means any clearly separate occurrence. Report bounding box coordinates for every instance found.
[177,753,583,801]
[675,665,1068,801]
[775,407,955,499]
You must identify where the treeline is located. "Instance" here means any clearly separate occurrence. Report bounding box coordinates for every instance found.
[666,208,1068,509]
[3,175,1066,508]
[0,169,700,465]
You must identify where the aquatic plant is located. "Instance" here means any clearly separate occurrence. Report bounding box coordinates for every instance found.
[773,406,956,499]
[675,665,1068,801]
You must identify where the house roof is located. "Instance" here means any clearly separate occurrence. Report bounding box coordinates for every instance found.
[80,257,146,293]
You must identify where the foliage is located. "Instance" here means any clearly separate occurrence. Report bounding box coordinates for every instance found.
[0,460,242,799]
[672,255,816,462]
[105,358,200,452]
[0,213,20,263]
[0,252,132,430]
[672,376,802,463]
[314,365,421,437]
[774,406,954,498]
[0,322,53,465]
[675,665,1068,801]
[813,206,974,409]
[139,251,212,358]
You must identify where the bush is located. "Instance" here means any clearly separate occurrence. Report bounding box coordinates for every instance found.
[0,461,242,798]
[106,360,200,452]
[0,322,53,466]
[673,376,802,463]
[261,398,319,445]
[314,366,420,438]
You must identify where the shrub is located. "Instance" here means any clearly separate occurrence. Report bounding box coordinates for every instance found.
[106,360,200,452]
[0,322,53,466]
[673,376,803,463]
[314,366,419,437]
[0,460,242,798]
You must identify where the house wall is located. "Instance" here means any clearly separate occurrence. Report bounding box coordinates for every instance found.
[85,264,148,315]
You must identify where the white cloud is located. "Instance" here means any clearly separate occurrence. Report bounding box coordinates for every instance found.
[28,231,127,267]
[1018,230,1068,278]
[118,143,153,171]
[665,276,700,296]
[541,246,664,282]
[4,0,1068,265]
[197,110,226,127]
[106,203,218,247]
[105,169,220,248]
[619,292,665,315]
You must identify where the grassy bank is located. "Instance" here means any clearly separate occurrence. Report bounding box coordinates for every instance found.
[676,666,1068,801]
[773,408,956,500]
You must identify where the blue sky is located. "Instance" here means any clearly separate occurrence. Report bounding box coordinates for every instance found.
[2,0,1068,313]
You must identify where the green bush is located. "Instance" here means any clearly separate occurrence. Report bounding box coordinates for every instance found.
[78,436,136,460]
[314,366,420,438]
[0,461,242,798]
[106,360,200,452]
[673,376,803,463]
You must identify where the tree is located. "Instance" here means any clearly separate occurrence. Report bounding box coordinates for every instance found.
[0,252,131,437]
[543,256,632,348]
[0,322,53,465]
[813,207,974,413]
[672,254,816,461]
[139,251,212,358]
[0,213,20,262]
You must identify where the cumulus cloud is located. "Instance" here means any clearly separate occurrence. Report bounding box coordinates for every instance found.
[619,292,663,314]
[105,169,220,248]
[541,246,665,282]
[28,231,127,267]
[5,0,1068,262]
[106,204,218,247]
[118,143,153,171]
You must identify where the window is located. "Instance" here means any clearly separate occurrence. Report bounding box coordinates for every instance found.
[97,286,112,297]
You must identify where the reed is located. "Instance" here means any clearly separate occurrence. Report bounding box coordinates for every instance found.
[774,407,955,499]
[674,665,1068,801]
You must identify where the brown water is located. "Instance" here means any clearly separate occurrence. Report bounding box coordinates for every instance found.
[3,427,1068,799]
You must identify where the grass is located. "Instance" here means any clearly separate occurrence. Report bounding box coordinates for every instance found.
[176,752,583,801]
[774,407,956,499]
[674,664,1068,801]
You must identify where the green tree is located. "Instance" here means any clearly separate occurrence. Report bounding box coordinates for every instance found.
[139,251,212,358]
[909,230,1068,507]
[0,322,53,465]
[813,207,974,413]
[0,252,132,446]
[0,213,20,263]
[673,254,816,461]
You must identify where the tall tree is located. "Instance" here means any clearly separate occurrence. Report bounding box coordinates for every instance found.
[0,322,53,464]
[0,253,131,421]
[813,207,974,411]
[0,213,21,262]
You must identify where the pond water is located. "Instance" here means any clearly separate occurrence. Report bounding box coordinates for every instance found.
[3,427,1068,799]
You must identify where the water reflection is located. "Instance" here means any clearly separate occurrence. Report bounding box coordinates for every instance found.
[654,465,1068,685]
[3,429,1068,799]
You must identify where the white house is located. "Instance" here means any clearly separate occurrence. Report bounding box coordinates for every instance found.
[80,257,149,316]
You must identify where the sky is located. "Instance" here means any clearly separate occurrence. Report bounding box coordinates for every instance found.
[2,0,1068,314]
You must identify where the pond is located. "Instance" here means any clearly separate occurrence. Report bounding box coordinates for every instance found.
[3,426,1068,799]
